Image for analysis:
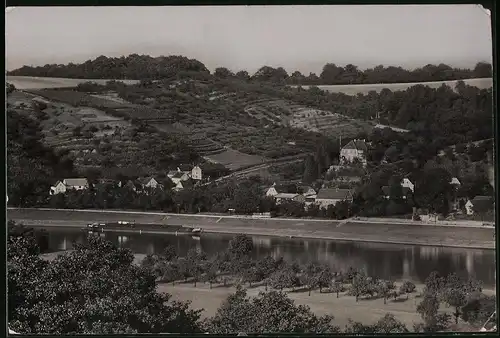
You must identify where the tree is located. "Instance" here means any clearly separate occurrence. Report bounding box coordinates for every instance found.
[399,280,416,299]
[268,266,299,291]
[331,280,344,298]
[203,260,219,289]
[350,273,369,302]
[303,263,320,296]
[8,235,202,334]
[228,234,254,259]
[207,288,339,333]
[316,267,333,293]
[416,291,450,331]
[442,288,467,324]
[373,314,409,333]
[162,245,178,261]
[424,271,446,294]
[376,280,392,304]
[214,67,234,79]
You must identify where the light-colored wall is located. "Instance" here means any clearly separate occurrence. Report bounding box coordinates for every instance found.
[191,167,202,180]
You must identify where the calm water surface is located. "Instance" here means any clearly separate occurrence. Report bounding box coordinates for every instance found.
[44,228,496,287]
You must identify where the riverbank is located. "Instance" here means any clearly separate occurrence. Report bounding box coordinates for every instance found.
[8,208,495,250]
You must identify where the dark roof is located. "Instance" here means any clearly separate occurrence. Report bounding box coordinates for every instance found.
[139,177,156,185]
[316,188,352,200]
[179,179,194,188]
[172,172,186,179]
[178,164,193,171]
[342,139,368,152]
[271,184,296,194]
[471,195,494,207]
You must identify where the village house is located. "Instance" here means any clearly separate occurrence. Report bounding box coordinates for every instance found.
[314,188,353,209]
[339,139,368,166]
[169,171,191,185]
[173,179,194,192]
[450,177,461,187]
[274,193,306,205]
[465,196,494,215]
[118,180,138,192]
[400,178,415,193]
[265,183,293,197]
[139,177,162,190]
[191,165,203,181]
[297,185,317,197]
[49,178,89,195]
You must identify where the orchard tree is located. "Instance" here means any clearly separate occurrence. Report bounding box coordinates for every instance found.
[399,280,416,299]
[228,234,254,259]
[8,235,202,334]
[207,288,339,333]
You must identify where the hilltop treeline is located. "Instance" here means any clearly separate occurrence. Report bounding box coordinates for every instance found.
[8,54,492,85]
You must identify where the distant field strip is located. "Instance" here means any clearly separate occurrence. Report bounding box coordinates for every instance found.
[7,76,140,89]
[291,78,493,95]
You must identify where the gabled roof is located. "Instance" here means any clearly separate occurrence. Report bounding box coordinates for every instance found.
[316,188,352,200]
[342,139,368,152]
[275,193,300,199]
[172,172,187,179]
[178,179,194,189]
[63,178,89,187]
[269,184,296,194]
[450,177,461,185]
[470,196,494,207]
[139,177,156,185]
[167,170,178,176]
[178,164,193,171]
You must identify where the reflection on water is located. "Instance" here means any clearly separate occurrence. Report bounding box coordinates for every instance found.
[45,228,496,286]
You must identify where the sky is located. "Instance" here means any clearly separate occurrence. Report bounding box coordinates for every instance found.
[5,5,493,74]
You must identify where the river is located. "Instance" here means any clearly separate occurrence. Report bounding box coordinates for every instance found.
[43,227,496,287]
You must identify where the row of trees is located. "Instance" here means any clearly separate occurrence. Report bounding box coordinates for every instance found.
[8,224,494,334]
[8,53,491,84]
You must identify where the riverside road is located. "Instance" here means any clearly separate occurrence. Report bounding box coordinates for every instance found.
[7,208,495,249]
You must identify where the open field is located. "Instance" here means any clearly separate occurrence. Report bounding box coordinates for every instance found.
[8,208,495,249]
[7,76,139,89]
[203,148,266,171]
[292,78,493,95]
[158,282,493,329]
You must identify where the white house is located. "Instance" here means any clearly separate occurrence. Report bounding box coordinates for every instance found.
[169,171,191,185]
[315,188,353,209]
[49,178,89,195]
[401,178,415,193]
[191,165,203,181]
[340,139,368,166]
[450,177,461,186]
[139,177,161,190]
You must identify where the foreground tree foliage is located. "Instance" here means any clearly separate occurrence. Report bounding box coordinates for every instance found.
[8,233,202,334]
[205,287,340,334]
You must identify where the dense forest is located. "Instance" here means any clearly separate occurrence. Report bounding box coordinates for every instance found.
[7,54,492,85]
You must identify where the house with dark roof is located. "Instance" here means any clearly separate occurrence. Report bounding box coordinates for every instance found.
[315,188,353,208]
[340,139,368,166]
[49,178,89,195]
[118,180,139,192]
[274,193,306,205]
[139,177,162,190]
[297,185,317,197]
[173,178,194,191]
[465,196,494,215]
[265,183,296,197]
